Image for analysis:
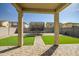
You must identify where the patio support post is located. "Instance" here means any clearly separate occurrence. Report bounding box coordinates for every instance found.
[54,12,59,45]
[18,11,23,47]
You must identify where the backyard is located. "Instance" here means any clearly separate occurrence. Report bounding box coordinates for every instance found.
[0,35,79,46]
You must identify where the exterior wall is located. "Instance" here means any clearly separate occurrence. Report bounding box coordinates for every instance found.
[60,26,79,37]
[73,26,79,37]
[24,24,29,28]
[29,22,54,33]
[62,23,73,28]
[11,22,18,27]
[23,24,29,33]
[0,21,9,28]
[15,22,54,33]
[44,22,54,33]
[29,22,44,31]
[15,23,29,33]
[60,23,79,37]
[24,22,62,33]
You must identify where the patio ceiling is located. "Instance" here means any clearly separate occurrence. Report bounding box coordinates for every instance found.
[11,3,71,47]
[12,3,71,14]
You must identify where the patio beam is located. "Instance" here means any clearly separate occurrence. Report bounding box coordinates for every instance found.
[56,3,71,13]
[23,8,55,14]
[18,11,24,47]
[54,12,59,45]
[12,3,22,12]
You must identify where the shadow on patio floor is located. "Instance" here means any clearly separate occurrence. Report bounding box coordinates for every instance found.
[0,46,20,54]
[41,45,58,56]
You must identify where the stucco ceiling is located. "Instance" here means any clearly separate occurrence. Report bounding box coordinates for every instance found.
[12,3,71,14]
[17,3,65,10]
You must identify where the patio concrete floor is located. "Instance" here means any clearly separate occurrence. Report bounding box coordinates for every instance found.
[0,36,79,56]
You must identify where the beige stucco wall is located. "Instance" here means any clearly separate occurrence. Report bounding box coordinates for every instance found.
[1,21,9,28]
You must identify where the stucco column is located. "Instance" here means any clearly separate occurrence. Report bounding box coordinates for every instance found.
[54,12,59,45]
[18,11,23,47]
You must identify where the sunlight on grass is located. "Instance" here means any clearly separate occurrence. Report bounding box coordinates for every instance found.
[42,35,79,45]
[24,36,35,45]
[42,36,54,44]
[0,36,35,46]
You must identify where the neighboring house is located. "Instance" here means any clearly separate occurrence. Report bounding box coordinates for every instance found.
[29,22,62,33]
[62,22,79,28]
[0,20,18,28]
[15,22,29,33]
[60,23,79,37]
[29,22,44,33]
[10,21,29,28]
[44,22,62,33]
[46,22,54,28]
[44,22,54,33]
[0,20,10,28]
[23,22,29,33]
[10,21,18,27]
[24,22,29,28]
[0,20,29,33]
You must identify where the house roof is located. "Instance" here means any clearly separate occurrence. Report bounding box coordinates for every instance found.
[0,20,9,22]
[63,22,79,26]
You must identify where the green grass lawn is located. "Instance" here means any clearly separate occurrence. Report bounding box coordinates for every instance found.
[24,36,35,45]
[0,36,35,46]
[42,35,79,45]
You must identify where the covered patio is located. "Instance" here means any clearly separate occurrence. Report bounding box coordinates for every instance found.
[2,3,79,56]
[12,3,71,47]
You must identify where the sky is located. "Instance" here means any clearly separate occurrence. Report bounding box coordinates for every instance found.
[0,3,79,24]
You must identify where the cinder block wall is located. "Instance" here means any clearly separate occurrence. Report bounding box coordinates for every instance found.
[60,26,79,37]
